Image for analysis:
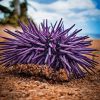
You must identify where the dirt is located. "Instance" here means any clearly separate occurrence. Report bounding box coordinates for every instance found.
[0,25,100,100]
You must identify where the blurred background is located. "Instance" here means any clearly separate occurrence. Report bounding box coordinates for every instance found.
[0,0,100,39]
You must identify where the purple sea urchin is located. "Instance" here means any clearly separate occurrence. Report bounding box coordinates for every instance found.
[0,19,98,79]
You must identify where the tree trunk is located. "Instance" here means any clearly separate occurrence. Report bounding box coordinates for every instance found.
[14,0,21,16]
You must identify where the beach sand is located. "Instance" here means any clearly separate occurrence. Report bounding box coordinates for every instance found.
[0,25,100,100]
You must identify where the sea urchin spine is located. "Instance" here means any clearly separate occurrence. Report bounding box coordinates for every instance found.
[0,18,98,79]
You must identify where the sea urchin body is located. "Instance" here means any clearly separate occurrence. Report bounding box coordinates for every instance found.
[0,18,98,79]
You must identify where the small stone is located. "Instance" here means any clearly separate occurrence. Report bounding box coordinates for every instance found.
[37,92,44,96]
[34,81,41,86]
[67,92,74,96]
[24,93,30,97]
[59,96,65,99]
[59,92,65,96]
[39,83,48,89]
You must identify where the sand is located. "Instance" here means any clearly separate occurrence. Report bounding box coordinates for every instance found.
[0,25,100,100]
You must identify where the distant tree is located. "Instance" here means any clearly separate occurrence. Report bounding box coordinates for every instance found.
[0,0,28,25]
[0,0,37,26]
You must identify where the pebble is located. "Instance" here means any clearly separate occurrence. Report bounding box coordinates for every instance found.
[37,92,45,96]
[34,81,41,86]
[67,91,74,96]
[39,83,48,89]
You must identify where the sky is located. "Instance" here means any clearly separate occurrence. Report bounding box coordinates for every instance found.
[0,0,100,39]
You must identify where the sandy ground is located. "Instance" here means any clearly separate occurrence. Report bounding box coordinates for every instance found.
[0,25,100,100]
